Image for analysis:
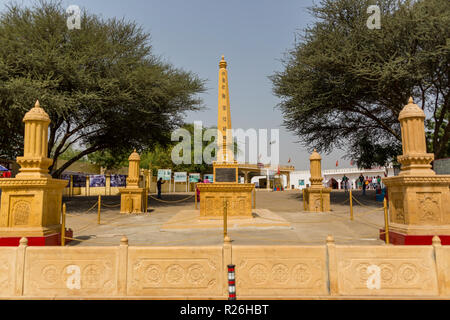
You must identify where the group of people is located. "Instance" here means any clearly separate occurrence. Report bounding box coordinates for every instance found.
[339,174,383,195]
[358,174,382,195]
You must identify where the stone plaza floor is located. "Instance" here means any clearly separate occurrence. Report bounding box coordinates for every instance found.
[63,189,386,246]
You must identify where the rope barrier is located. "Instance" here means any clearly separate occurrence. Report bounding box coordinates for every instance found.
[66,210,130,233]
[353,216,385,230]
[324,211,356,221]
[333,197,350,205]
[65,201,99,215]
[352,195,382,209]
[73,223,98,234]
[149,194,194,203]
[358,207,384,215]
[66,213,99,222]
[101,202,121,208]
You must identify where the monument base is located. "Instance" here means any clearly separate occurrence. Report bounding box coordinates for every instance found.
[197,183,254,219]
[119,187,144,214]
[383,175,450,227]
[379,229,450,245]
[304,187,331,212]
[0,177,67,234]
[0,228,73,246]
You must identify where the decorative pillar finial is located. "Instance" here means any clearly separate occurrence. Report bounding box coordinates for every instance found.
[126,149,141,187]
[309,149,323,188]
[16,100,53,178]
[397,97,434,176]
[219,55,227,69]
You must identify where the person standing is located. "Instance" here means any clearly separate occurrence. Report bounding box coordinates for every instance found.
[358,174,364,190]
[342,175,349,193]
[157,177,165,199]
[360,174,367,195]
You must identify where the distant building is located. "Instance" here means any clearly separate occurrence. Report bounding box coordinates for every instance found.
[289,167,395,190]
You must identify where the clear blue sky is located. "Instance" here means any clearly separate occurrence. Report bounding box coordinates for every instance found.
[1,0,351,169]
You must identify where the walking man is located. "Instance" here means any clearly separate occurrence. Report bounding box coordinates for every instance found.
[157,177,165,199]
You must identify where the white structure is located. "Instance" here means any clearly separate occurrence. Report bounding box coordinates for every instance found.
[289,170,311,190]
[290,167,395,190]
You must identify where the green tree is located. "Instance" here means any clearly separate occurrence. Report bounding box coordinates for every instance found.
[58,144,87,162]
[271,0,449,168]
[86,150,128,170]
[426,105,450,159]
[0,1,205,177]
[140,123,217,175]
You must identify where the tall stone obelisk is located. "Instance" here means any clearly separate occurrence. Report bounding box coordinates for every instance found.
[197,56,254,219]
[0,101,68,245]
[213,55,238,183]
[216,55,234,163]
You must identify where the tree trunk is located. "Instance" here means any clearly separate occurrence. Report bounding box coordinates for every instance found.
[50,145,102,178]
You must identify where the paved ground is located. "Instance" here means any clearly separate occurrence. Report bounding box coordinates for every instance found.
[63,189,386,246]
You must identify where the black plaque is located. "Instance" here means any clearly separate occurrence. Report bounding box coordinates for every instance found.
[215,167,237,182]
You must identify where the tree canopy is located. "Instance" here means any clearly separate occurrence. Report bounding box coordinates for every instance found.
[85,123,217,175]
[271,0,449,168]
[0,1,205,177]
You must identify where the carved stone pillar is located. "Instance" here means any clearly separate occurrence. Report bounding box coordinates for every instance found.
[305,150,331,212]
[0,101,68,245]
[119,150,144,214]
[382,98,450,245]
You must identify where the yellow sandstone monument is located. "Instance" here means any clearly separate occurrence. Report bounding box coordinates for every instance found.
[0,101,68,246]
[382,97,450,245]
[304,149,331,212]
[119,150,145,214]
[197,56,254,219]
